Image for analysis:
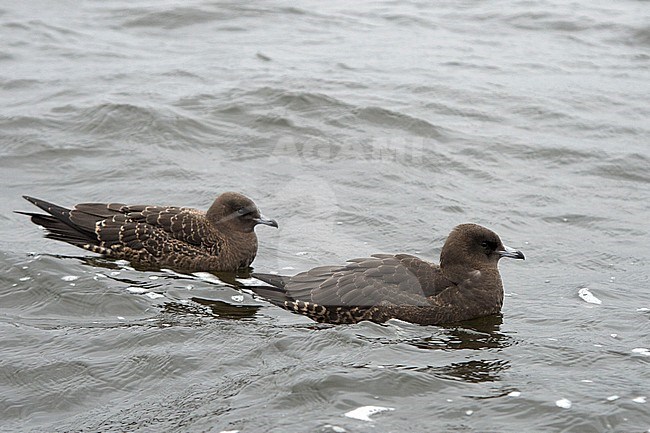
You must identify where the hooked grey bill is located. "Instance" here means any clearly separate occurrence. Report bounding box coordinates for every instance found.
[498,244,525,260]
[254,215,279,228]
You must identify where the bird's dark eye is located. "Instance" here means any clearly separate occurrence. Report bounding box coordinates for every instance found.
[481,240,496,250]
[237,207,250,216]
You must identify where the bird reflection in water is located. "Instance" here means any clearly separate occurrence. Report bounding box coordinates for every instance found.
[425,358,510,384]
[353,314,512,383]
[186,297,260,320]
[407,314,507,351]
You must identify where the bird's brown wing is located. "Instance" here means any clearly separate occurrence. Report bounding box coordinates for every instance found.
[72,204,223,255]
[284,254,443,307]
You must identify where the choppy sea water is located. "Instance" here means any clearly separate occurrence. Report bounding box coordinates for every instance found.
[1,0,649,432]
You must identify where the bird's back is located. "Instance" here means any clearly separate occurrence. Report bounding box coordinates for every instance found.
[251,254,456,324]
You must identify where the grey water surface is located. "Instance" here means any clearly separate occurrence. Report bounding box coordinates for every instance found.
[1,1,649,432]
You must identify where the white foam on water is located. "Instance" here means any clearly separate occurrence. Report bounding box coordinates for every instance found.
[231,295,244,302]
[61,275,79,281]
[193,272,223,284]
[578,288,601,304]
[508,391,521,397]
[126,287,148,294]
[344,405,394,421]
[632,396,646,403]
[606,395,619,401]
[145,292,165,299]
[161,269,192,279]
[632,348,650,356]
[555,398,572,409]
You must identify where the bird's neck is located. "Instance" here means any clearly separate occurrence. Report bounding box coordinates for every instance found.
[442,264,503,291]
[224,231,259,268]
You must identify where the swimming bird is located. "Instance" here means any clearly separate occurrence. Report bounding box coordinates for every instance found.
[18,192,278,272]
[250,223,524,325]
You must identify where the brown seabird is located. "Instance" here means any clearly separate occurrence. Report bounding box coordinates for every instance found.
[250,223,524,325]
[18,192,278,272]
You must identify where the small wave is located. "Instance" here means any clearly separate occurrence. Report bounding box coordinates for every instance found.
[542,214,608,228]
[237,87,354,115]
[626,25,650,47]
[0,78,40,90]
[585,153,650,184]
[504,11,611,33]
[347,105,444,139]
[120,6,229,30]
[517,146,603,167]
[56,102,221,148]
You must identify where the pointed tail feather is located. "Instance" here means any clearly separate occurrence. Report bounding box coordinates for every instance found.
[22,196,74,224]
[17,212,96,246]
[18,196,98,247]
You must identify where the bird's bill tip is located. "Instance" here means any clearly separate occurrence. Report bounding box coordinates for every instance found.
[498,244,525,260]
[254,215,279,228]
